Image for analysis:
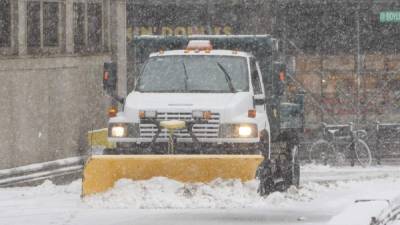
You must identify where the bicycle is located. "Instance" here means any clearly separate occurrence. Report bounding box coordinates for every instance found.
[308,123,372,167]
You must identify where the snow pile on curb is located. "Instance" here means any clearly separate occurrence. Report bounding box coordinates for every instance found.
[327,179,400,225]
[84,177,334,209]
[302,164,400,175]
[328,200,390,225]
[2,179,82,197]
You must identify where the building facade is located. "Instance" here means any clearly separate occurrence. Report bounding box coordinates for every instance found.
[1,0,399,169]
[274,0,400,125]
[0,0,127,169]
[126,0,400,126]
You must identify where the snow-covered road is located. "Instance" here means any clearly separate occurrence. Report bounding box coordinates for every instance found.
[1,165,400,225]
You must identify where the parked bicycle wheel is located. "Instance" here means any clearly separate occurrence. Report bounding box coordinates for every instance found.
[353,139,372,167]
[308,139,336,166]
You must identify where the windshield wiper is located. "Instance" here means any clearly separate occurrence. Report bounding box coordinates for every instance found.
[182,62,189,91]
[216,62,236,93]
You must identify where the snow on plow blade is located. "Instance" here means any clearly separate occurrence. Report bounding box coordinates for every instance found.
[82,154,263,196]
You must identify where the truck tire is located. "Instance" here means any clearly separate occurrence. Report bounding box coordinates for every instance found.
[288,145,300,187]
[282,134,300,188]
[288,159,300,187]
[256,159,275,196]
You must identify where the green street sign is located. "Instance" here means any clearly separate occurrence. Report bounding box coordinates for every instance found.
[380,11,400,23]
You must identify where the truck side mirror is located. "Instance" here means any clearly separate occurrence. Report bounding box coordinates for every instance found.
[273,62,286,96]
[103,62,117,95]
[295,92,305,109]
[295,92,305,130]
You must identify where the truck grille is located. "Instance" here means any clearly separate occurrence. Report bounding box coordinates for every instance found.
[139,112,220,139]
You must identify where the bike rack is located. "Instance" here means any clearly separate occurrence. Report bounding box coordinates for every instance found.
[374,122,400,165]
[308,122,372,167]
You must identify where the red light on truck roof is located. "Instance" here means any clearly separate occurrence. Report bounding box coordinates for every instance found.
[186,40,213,51]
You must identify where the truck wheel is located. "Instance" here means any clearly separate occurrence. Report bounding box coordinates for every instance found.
[286,141,300,188]
[258,130,270,157]
[288,145,300,187]
[257,159,275,196]
[288,160,300,187]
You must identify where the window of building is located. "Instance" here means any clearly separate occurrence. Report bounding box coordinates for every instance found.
[43,2,59,47]
[73,2,85,51]
[27,1,60,52]
[87,3,102,51]
[73,1,103,53]
[27,2,41,47]
[0,0,11,48]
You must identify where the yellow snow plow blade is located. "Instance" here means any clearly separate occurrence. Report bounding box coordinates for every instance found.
[87,128,115,149]
[82,154,263,196]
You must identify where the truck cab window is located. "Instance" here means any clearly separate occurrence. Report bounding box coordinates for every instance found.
[250,58,262,95]
[137,55,249,93]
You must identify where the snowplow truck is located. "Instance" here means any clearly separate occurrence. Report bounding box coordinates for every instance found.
[83,35,304,197]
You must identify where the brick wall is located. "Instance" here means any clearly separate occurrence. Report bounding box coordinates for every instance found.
[293,54,400,127]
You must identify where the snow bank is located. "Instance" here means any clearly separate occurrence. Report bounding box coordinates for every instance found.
[328,194,400,225]
[328,200,390,225]
[84,177,335,209]
[83,166,400,210]
[327,179,400,225]
[4,164,399,212]
[302,164,400,183]
[2,179,82,197]
[302,163,400,173]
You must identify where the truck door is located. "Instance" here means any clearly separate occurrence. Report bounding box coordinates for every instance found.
[250,58,267,130]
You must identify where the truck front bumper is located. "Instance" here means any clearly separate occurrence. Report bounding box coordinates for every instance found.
[108,137,260,144]
[108,120,260,144]
[110,139,263,154]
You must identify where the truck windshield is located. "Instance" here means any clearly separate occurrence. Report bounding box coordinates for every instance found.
[136,55,249,93]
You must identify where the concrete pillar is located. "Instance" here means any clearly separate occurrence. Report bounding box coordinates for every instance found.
[17,0,27,55]
[65,0,74,53]
[110,0,127,97]
[206,0,215,34]
[103,0,111,52]
[10,1,17,53]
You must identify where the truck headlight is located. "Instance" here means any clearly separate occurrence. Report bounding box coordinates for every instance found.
[108,123,139,138]
[238,126,253,137]
[219,124,258,138]
[109,124,127,137]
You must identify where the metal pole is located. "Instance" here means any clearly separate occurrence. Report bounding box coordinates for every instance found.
[356,3,361,129]
[320,71,324,123]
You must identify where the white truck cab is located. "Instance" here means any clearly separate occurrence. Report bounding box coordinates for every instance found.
[108,40,270,154]
[100,36,304,195]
